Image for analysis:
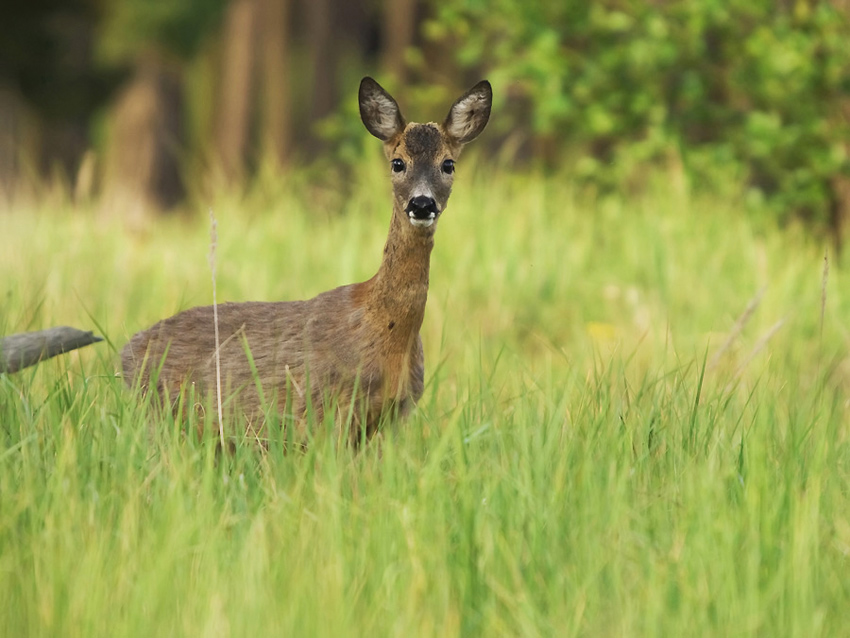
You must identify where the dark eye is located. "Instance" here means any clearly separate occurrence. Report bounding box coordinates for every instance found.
[441,159,455,175]
[391,159,405,173]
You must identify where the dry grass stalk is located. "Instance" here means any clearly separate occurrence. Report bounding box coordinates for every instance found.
[821,250,829,341]
[724,318,786,393]
[708,287,765,371]
[208,209,225,449]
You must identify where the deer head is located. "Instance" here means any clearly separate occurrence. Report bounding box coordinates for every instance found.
[359,77,492,232]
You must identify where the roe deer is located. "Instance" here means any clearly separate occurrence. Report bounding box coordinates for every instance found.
[122,77,492,445]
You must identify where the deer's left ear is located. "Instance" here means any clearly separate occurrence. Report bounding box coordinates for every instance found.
[444,80,492,144]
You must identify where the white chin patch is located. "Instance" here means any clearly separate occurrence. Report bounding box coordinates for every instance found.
[408,213,436,228]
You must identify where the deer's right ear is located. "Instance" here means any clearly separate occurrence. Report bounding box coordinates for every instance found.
[359,77,406,141]
[444,80,492,144]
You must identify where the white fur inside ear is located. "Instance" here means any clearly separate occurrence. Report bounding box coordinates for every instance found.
[445,85,491,144]
[361,94,403,140]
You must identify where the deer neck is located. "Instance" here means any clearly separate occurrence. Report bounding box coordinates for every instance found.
[365,205,435,335]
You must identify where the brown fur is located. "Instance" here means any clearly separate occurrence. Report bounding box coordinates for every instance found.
[122,77,492,446]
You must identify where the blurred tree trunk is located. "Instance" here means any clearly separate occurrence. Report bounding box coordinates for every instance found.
[303,0,335,154]
[215,0,258,183]
[0,86,27,203]
[101,51,184,222]
[381,0,416,83]
[1,10,119,206]
[260,0,291,168]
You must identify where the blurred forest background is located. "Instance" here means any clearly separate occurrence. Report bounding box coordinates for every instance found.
[1,0,850,242]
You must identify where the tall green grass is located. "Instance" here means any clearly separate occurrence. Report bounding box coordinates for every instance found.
[1,165,848,636]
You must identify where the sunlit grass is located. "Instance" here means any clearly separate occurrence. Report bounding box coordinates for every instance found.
[1,165,848,636]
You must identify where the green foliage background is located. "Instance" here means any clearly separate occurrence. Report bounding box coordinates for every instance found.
[426,0,850,226]
[4,0,849,232]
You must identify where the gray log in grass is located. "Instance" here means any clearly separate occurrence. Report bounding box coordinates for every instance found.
[0,327,104,374]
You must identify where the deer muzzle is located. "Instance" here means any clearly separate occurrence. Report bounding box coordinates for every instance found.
[405,195,439,227]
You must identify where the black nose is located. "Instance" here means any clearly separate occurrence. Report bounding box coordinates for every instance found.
[406,195,438,219]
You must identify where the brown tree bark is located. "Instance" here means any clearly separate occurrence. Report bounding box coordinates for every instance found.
[259,0,292,168]
[215,0,259,183]
[381,0,417,83]
[0,86,28,204]
[101,51,184,222]
[304,0,335,151]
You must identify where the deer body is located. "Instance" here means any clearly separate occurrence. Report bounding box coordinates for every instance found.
[122,77,491,445]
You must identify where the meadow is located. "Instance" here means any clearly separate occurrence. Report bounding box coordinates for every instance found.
[1,160,848,636]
